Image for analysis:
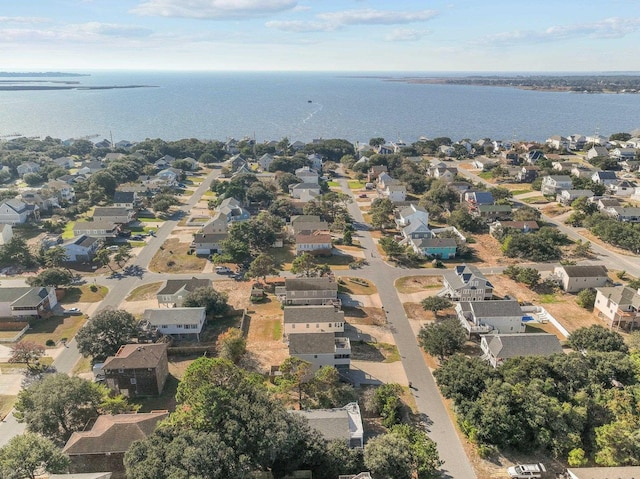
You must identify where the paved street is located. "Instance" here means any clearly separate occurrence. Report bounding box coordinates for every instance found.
[335,173,476,479]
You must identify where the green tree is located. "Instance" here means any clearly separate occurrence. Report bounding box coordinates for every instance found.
[277,357,313,409]
[42,246,69,269]
[26,268,73,289]
[291,252,322,277]
[420,296,453,318]
[568,325,628,353]
[93,248,113,271]
[113,245,132,268]
[378,237,405,258]
[568,447,589,467]
[512,205,541,222]
[217,327,246,364]
[9,341,45,371]
[369,198,394,230]
[573,240,593,258]
[247,253,279,281]
[0,236,36,269]
[343,229,353,246]
[576,288,597,309]
[0,432,69,479]
[364,433,415,479]
[391,424,444,479]
[306,366,357,409]
[434,354,494,404]
[418,318,467,360]
[76,309,138,361]
[14,373,105,444]
[369,137,385,147]
[448,208,485,233]
[183,286,229,316]
[595,416,640,466]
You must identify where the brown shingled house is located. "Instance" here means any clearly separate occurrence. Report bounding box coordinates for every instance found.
[102,343,168,398]
[62,411,168,478]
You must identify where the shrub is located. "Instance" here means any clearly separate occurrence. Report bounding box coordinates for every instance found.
[167,260,176,267]
[45,339,55,347]
[89,284,98,292]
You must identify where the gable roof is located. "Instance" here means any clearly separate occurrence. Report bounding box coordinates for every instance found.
[284,277,338,292]
[284,305,344,324]
[143,307,206,326]
[1,198,28,214]
[93,207,130,217]
[468,300,523,318]
[484,333,562,359]
[594,170,618,180]
[565,466,640,479]
[0,287,49,306]
[288,332,336,354]
[63,235,99,248]
[296,232,332,244]
[559,265,608,278]
[157,277,211,295]
[292,408,350,442]
[596,286,640,308]
[413,237,457,249]
[113,191,135,203]
[62,411,168,455]
[102,343,168,370]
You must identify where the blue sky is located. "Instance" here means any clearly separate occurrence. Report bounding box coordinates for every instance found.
[1,0,640,71]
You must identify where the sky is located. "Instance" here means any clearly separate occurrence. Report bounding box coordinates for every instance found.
[1,0,640,72]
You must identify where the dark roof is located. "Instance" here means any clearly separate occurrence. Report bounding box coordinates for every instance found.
[0,287,47,305]
[93,207,129,217]
[292,409,350,442]
[10,287,49,307]
[143,307,206,326]
[484,333,563,359]
[284,305,344,324]
[414,238,457,248]
[102,343,168,371]
[73,220,117,232]
[64,234,99,248]
[288,332,336,354]
[284,277,338,292]
[113,191,135,203]
[62,411,168,455]
[296,232,332,244]
[559,265,608,278]
[595,171,618,179]
[467,300,523,318]
[157,277,210,295]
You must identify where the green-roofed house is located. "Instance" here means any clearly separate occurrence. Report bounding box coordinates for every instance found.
[0,286,58,318]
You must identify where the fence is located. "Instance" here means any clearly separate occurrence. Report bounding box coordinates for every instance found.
[521,305,570,339]
[0,323,30,343]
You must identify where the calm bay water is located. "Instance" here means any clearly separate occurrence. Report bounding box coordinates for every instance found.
[1,71,639,144]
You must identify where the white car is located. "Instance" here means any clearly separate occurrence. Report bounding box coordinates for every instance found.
[215,266,232,274]
[507,463,546,478]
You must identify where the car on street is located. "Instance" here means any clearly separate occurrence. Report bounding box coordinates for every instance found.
[215,266,232,274]
[64,308,82,315]
[131,235,144,241]
[507,463,546,478]
[178,183,187,188]
[118,231,131,238]
[358,193,368,198]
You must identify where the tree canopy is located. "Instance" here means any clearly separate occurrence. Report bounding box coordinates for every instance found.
[183,286,229,316]
[568,325,628,353]
[76,309,138,362]
[0,432,69,479]
[418,318,467,360]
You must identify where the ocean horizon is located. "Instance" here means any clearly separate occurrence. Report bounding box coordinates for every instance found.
[1,71,639,145]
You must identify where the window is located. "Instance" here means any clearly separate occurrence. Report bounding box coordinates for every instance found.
[130,378,137,384]
[306,324,309,328]
[118,368,124,373]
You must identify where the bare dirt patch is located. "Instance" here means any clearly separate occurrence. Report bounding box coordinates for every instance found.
[125,282,163,301]
[343,306,386,326]
[244,294,288,373]
[466,234,519,267]
[403,302,433,323]
[149,238,206,273]
[338,277,378,295]
[395,276,442,294]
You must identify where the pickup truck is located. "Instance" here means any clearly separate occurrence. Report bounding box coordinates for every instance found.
[507,463,546,478]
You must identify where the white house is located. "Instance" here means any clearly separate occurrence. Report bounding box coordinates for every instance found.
[552,265,609,293]
[481,333,563,368]
[258,153,275,171]
[0,199,31,225]
[456,300,525,335]
[594,286,640,330]
[591,170,618,186]
[290,182,321,201]
[283,305,345,338]
[292,402,363,448]
[0,287,58,318]
[610,148,637,161]
[384,184,407,203]
[288,332,350,371]
[142,307,206,341]
[546,135,569,150]
[295,232,332,255]
[295,166,319,184]
[610,180,636,197]
[307,153,323,170]
[61,235,102,262]
[541,175,572,196]
[395,204,428,228]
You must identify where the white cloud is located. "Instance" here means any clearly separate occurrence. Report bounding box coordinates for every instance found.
[131,0,298,19]
[384,28,429,42]
[316,8,438,26]
[481,17,640,45]
[76,22,153,37]
[0,16,49,24]
[0,22,153,43]
[265,20,337,32]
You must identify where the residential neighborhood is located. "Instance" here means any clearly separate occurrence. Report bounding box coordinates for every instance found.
[1,131,640,479]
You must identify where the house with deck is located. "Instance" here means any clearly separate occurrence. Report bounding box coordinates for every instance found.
[0,286,58,318]
[283,305,345,338]
[102,343,169,398]
[594,286,640,330]
[440,264,493,301]
[73,220,119,239]
[61,235,102,262]
[456,300,525,335]
[276,277,339,306]
[142,307,207,341]
[288,333,350,371]
[481,333,563,368]
[292,402,363,448]
[156,277,211,307]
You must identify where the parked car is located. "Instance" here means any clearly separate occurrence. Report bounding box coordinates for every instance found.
[64,308,82,316]
[178,183,187,188]
[215,266,232,274]
[131,235,144,241]
[358,193,368,198]
[106,245,119,251]
[507,463,546,478]
[118,230,131,238]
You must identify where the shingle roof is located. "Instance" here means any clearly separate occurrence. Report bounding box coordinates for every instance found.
[10,287,49,307]
[485,333,562,359]
[157,277,210,295]
[73,220,117,232]
[93,207,129,217]
[413,238,457,248]
[559,265,608,278]
[565,466,640,479]
[596,286,640,308]
[102,343,168,370]
[284,277,338,292]
[477,204,512,212]
[284,305,344,324]
[62,412,168,455]
[288,332,336,354]
[291,408,350,442]
[296,232,332,244]
[595,171,618,179]
[63,234,99,248]
[143,307,206,326]
[113,191,135,203]
[468,300,523,318]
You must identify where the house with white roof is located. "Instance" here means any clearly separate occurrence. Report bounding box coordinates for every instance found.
[142,307,206,341]
[456,300,525,335]
[292,402,363,448]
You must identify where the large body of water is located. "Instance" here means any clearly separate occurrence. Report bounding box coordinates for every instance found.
[1,71,639,144]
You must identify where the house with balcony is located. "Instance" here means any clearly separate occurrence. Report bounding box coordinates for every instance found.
[474,204,512,221]
[516,165,539,183]
[295,166,319,184]
[102,343,169,398]
[587,145,609,160]
[408,237,457,259]
[92,207,135,225]
[481,333,563,368]
[0,198,32,225]
[290,182,322,202]
[288,332,350,371]
[113,191,137,209]
[276,277,339,306]
[258,153,275,171]
[541,175,572,196]
[594,286,640,330]
[557,189,594,205]
[142,307,206,341]
[456,300,525,336]
[395,204,428,228]
[0,286,58,318]
[489,221,539,238]
[591,170,618,186]
[156,277,211,307]
[295,231,332,256]
[383,184,407,203]
[440,264,493,301]
[61,235,102,262]
[283,305,345,338]
[610,148,637,161]
[73,220,119,239]
[552,265,609,293]
[606,206,640,223]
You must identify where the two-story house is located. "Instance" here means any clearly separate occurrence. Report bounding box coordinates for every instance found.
[102,343,169,397]
[61,235,102,262]
[480,333,563,368]
[395,204,428,228]
[594,286,640,330]
[113,191,137,209]
[142,307,207,341]
[295,231,332,256]
[93,207,135,225]
[276,277,339,306]
[541,175,572,196]
[456,300,525,336]
[295,166,319,184]
[0,199,32,225]
[288,333,351,371]
[591,170,618,186]
[557,189,594,205]
[0,286,58,318]
[283,305,345,338]
[552,265,609,293]
[440,264,494,301]
[73,220,119,238]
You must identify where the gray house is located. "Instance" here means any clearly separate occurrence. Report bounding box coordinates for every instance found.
[456,300,525,335]
[481,333,563,368]
[156,277,211,307]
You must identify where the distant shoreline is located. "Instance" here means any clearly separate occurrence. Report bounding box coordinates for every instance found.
[0,72,89,77]
[0,85,157,91]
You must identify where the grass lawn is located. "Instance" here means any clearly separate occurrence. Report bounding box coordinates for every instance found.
[511,189,533,196]
[61,221,76,239]
[129,241,146,247]
[521,196,549,204]
[348,180,366,189]
[186,176,203,184]
[129,224,158,234]
[338,277,377,295]
[72,355,93,375]
[351,341,400,362]
[202,190,215,197]
[0,357,54,373]
[126,282,163,301]
[0,395,17,419]
[478,171,493,180]
[180,190,195,197]
[395,276,442,294]
[139,217,163,223]
[327,181,340,187]
[23,316,86,347]
[200,316,241,343]
[539,294,561,304]
[267,246,296,270]
[59,285,108,303]
[149,238,207,273]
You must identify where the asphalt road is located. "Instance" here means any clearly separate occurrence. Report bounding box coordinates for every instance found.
[335,173,477,479]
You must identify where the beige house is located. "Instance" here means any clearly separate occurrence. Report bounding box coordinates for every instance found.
[288,332,350,371]
[594,286,640,330]
[553,265,609,293]
[283,305,345,338]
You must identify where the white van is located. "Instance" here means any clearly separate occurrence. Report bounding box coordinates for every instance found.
[507,463,546,478]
